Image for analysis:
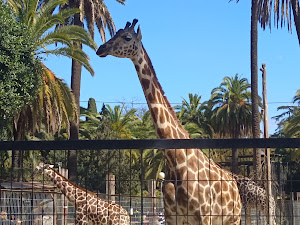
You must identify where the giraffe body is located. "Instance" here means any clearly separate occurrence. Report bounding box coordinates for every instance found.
[33,162,130,225]
[97,19,242,225]
[233,174,276,225]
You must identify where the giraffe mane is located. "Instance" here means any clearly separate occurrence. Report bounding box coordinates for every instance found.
[142,45,180,123]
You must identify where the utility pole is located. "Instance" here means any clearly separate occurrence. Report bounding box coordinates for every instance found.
[260,63,273,225]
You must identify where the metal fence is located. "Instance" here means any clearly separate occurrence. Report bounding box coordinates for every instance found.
[0,138,300,225]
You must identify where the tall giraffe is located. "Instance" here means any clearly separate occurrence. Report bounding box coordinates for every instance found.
[97,19,242,225]
[32,162,130,225]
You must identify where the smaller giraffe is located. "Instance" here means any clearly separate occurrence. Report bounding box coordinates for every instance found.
[32,162,130,225]
[233,174,276,225]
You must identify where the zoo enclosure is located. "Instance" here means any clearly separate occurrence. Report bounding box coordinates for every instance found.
[0,138,300,225]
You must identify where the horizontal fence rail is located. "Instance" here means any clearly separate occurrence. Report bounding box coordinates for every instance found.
[1,138,300,150]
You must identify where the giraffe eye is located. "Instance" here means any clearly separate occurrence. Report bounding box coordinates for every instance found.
[122,35,132,41]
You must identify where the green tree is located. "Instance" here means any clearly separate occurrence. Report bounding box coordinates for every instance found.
[80,102,118,140]
[209,74,254,173]
[177,93,214,138]
[102,104,137,139]
[78,102,141,195]
[10,65,77,179]
[7,0,97,74]
[6,0,96,174]
[0,2,42,177]
[87,98,98,114]
[0,2,42,140]
[129,110,156,139]
[14,64,77,141]
[5,0,96,140]
[127,110,163,180]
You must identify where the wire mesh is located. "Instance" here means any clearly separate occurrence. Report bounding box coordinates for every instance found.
[0,139,299,225]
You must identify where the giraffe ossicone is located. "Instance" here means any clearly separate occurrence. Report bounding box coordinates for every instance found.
[33,161,130,225]
[97,19,242,225]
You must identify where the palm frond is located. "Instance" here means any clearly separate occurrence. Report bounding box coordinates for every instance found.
[54,25,97,49]
[37,0,67,17]
[41,47,94,75]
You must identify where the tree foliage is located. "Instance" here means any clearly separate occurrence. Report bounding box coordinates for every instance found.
[176,93,214,138]
[14,64,77,140]
[7,0,97,75]
[274,89,300,138]
[0,2,42,138]
[209,74,254,138]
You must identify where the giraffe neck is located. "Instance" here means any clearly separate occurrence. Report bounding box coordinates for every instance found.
[131,46,213,176]
[132,46,190,139]
[43,168,95,205]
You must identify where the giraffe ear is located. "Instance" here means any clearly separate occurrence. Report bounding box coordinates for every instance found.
[137,25,142,41]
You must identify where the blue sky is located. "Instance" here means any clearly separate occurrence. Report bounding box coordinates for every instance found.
[44,1,299,135]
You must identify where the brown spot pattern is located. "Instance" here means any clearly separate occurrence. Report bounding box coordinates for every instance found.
[141,78,150,90]
[159,111,165,124]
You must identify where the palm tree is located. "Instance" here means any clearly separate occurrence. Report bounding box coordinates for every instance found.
[12,64,77,178]
[233,0,300,181]
[274,89,300,137]
[178,93,202,124]
[7,0,97,73]
[102,104,137,139]
[129,110,157,139]
[177,93,214,138]
[6,0,96,173]
[209,74,254,173]
[79,100,120,140]
[249,0,262,182]
[231,0,262,181]
[61,0,125,182]
[13,63,77,140]
[255,0,300,46]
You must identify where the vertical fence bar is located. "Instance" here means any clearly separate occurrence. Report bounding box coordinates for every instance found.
[140,149,144,225]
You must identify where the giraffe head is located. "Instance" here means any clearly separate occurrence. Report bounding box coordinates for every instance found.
[32,161,54,178]
[96,19,142,59]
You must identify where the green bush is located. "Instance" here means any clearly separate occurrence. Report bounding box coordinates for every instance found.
[0,3,41,124]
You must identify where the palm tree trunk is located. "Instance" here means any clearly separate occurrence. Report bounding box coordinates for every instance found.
[251,0,262,182]
[291,0,300,46]
[68,5,83,183]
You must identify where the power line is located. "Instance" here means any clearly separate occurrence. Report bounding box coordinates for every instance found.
[79,100,297,105]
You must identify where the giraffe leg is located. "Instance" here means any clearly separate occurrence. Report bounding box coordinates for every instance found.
[244,206,252,225]
[163,182,186,225]
[230,214,242,225]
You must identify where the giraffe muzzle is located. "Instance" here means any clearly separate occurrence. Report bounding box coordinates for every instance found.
[96,44,109,57]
